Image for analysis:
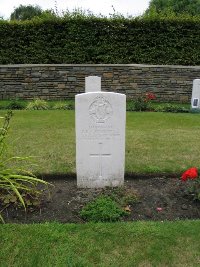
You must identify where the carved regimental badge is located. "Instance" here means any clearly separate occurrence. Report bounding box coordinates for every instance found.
[89,96,113,123]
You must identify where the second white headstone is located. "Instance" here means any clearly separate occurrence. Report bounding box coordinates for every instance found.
[85,76,101,93]
[191,79,200,109]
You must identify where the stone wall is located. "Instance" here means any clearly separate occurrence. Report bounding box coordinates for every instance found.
[0,64,200,102]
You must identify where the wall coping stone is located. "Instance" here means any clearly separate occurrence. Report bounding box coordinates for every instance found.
[0,64,200,69]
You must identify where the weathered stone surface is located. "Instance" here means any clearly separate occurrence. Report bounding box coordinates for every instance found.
[85,76,101,93]
[76,92,126,188]
[180,95,189,102]
[68,77,77,82]
[58,84,66,89]
[103,72,113,78]
[0,64,199,101]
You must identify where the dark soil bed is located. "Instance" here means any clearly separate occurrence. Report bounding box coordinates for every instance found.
[2,176,200,223]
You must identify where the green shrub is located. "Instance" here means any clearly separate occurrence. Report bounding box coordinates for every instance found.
[6,99,25,110]
[161,104,178,112]
[134,97,152,111]
[159,104,189,113]
[26,99,49,110]
[154,105,164,112]
[0,17,200,65]
[53,102,74,110]
[133,92,156,111]
[80,196,127,222]
[66,102,75,110]
[126,100,135,111]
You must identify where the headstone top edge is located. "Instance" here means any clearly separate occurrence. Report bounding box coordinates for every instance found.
[85,75,101,78]
[76,92,126,97]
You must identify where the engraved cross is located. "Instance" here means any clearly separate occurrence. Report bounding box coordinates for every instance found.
[90,142,111,178]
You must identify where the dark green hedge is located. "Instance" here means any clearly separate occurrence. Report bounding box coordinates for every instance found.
[0,17,200,65]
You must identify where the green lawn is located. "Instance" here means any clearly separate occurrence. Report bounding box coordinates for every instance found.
[2,110,200,266]
[1,221,200,266]
[4,110,200,175]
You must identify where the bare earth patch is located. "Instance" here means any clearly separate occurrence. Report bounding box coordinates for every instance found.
[2,176,200,223]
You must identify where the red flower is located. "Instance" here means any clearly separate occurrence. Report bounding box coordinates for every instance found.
[181,167,198,182]
[146,92,156,100]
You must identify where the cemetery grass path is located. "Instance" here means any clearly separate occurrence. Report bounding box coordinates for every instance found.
[1,220,200,266]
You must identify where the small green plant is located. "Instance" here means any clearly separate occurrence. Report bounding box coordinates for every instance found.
[6,99,25,110]
[162,104,177,112]
[126,100,135,111]
[53,102,74,110]
[0,111,50,223]
[161,104,189,113]
[26,99,49,110]
[101,186,139,207]
[121,192,139,206]
[134,92,156,111]
[134,97,151,111]
[66,102,74,110]
[53,103,69,110]
[0,190,41,210]
[154,105,164,112]
[80,196,127,222]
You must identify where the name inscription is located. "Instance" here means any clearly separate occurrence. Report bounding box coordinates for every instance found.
[80,125,120,140]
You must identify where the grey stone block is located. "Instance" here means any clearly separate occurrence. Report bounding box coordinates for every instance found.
[68,77,77,82]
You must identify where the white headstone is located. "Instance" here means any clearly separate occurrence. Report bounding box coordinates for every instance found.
[85,76,101,93]
[191,79,200,109]
[76,78,126,188]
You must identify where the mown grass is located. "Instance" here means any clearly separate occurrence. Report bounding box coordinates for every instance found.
[1,110,200,266]
[6,110,75,174]
[126,112,200,173]
[0,221,200,266]
[4,110,200,175]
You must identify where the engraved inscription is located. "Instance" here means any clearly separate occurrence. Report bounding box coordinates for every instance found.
[81,125,120,140]
[193,98,199,107]
[90,142,111,178]
[89,96,113,123]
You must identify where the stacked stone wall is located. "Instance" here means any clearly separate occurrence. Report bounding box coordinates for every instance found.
[0,64,199,102]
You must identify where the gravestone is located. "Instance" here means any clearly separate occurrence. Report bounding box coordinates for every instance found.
[85,76,101,92]
[191,79,200,109]
[75,76,126,188]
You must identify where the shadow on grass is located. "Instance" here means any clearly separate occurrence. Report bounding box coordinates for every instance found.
[38,172,181,181]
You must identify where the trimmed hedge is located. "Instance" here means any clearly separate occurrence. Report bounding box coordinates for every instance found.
[0,17,200,65]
